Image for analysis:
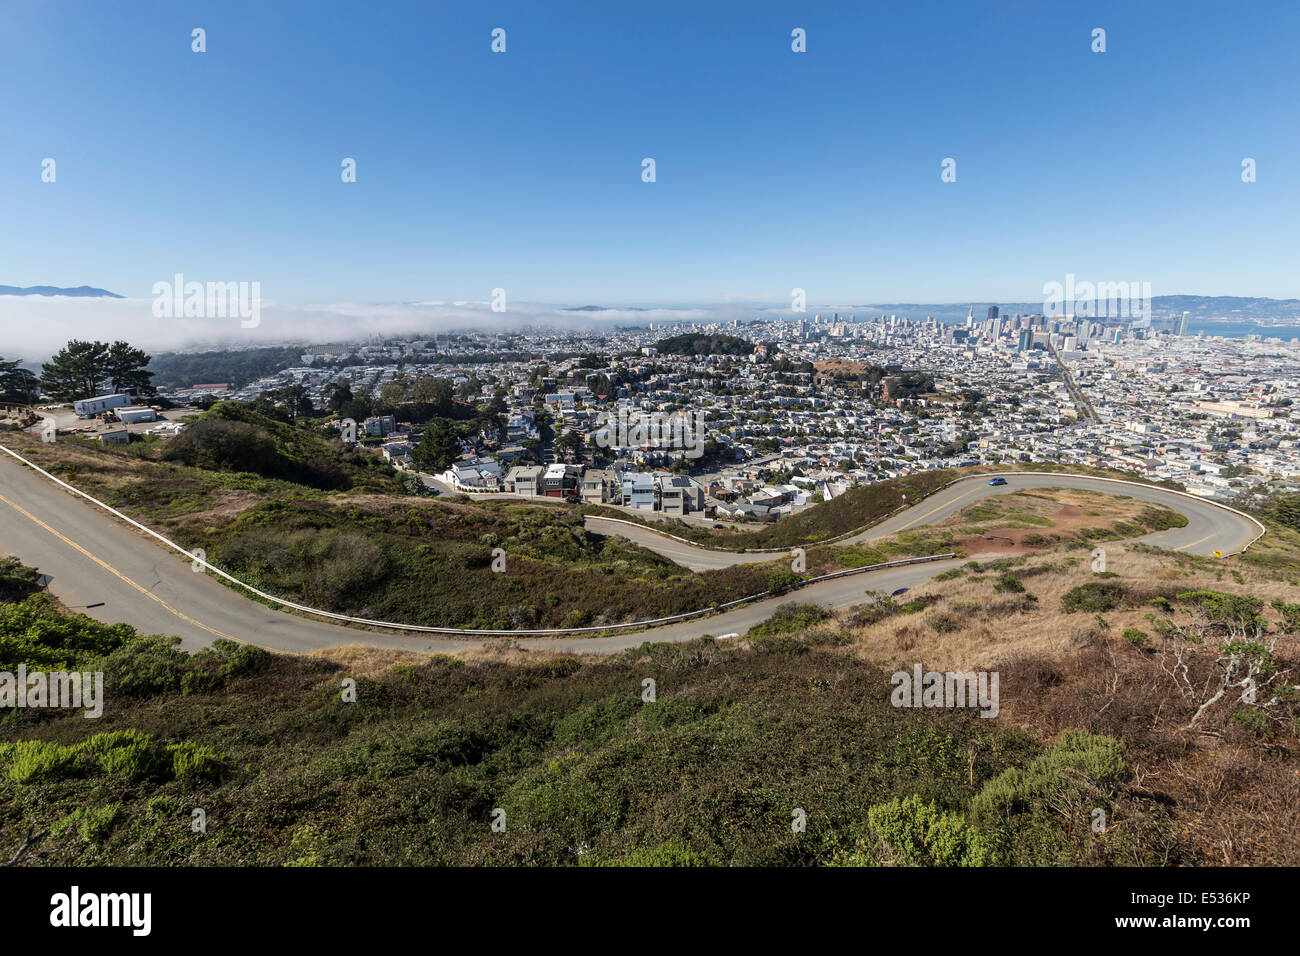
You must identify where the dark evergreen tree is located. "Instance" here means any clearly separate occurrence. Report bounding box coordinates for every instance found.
[0,358,41,403]
[39,340,110,401]
[412,425,461,472]
[104,341,156,396]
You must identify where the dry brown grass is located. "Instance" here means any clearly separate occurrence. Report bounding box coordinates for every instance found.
[305,638,553,677]
[305,643,444,678]
[837,544,1299,671]
[823,539,1300,865]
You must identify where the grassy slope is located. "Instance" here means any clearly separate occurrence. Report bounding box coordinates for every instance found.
[2,527,1297,866]
[1,425,802,629]
[0,421,1195,630]
[585,462,1183,552]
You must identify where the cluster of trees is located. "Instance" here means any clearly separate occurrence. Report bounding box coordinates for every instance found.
[146,346,303,390]
[162,411,351,490]
[324,374,473,427]
[881,371,936,400]
[411,425,461,472]
[652,332,754,356]
[257,384,314,422]
[0,340,156,405]
[41,340,155,401]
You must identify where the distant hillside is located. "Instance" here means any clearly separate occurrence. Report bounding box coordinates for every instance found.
[653,332,753,356]
[0,284,123,298]
[149,346,306,388]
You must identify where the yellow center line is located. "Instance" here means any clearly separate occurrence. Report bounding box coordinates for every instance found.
[0,490,240,643]
[894,488,979,532]
[1173,532,1215,552]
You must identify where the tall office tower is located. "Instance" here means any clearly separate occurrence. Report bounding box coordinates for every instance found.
[1178,311,1190,336]
[1112,328,1123,344]
[992,317,1003,340]
[967,304,974,326]
[987,305,999,320]
[1017,329,1033,352]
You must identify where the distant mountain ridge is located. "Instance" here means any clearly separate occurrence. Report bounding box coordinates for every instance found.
[0,285,123,298]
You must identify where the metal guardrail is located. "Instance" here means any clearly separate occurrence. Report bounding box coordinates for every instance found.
[0,442,958,638]
[0,432,1265,641]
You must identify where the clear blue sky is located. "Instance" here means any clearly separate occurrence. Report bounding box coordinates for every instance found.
[2,0,1298,305]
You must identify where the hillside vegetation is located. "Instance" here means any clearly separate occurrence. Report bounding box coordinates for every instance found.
[1,535,1297,866]
[0,422,1202,631]
[651,332,753,356]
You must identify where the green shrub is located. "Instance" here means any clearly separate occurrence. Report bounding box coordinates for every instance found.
[164,418,281,473]
[584,841,716,867]
[0,739,84,784]
[1061,581,1127,614]
[561,608,590,628]
[839,794,990,867]
[99,635,188,696]
[0,593,141,671]
[749,602,829,638]
[928,612,961,633]
[750,634,809,656]
[970,730,1127,836]
[0,557,41,603]
[0,730,221,786]
[58,803,120,843]
[1230,709,1268,735]
[168,742,224,782]
[182,638,271,695]
[82,730,170,782]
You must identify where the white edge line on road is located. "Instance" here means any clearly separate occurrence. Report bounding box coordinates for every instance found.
[0,442,951,638]
[0,442,1265,640]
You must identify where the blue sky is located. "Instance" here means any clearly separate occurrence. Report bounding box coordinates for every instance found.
[2,0,1298,305]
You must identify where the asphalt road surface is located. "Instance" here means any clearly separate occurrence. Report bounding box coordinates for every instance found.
[0,449,1260,656]
[585,473,1258,569]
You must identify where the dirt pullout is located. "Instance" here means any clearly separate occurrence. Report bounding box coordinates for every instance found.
[956,504,1110,555]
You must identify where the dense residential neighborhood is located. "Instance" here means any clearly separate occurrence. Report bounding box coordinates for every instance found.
[113,310,1300,521]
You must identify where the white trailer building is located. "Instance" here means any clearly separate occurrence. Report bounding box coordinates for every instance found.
[73,393,132,417]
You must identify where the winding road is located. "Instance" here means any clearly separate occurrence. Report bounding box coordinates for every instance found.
[0,446,1263,656]
[584,473,1257,570]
